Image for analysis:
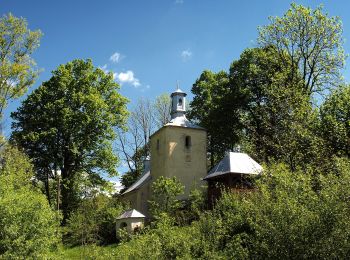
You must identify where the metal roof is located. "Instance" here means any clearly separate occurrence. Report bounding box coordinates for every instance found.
[165,115,205,129]
[204,152,263,180]
[170,88,187,97]
[116,209,145,219]
[121,170,151,195]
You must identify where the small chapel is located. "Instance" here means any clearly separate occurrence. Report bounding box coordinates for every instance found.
[118,88,262,230]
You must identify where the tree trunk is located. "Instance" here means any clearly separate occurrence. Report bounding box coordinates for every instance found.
[210,135,214,169]
[45,171,51,206]
[61,164,75,224]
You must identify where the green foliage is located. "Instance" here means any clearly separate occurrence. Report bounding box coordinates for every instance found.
[120,170,141,193]
[230,47,319,170]
[320,85,350,157]
[188,70,241,167]
[149,176,184,218]
[53,244,118,260]
[0,13,42,117]
[258,3,345,95]
[175,188,207,225]
[115,217,200,260]
[105,160,350,259]
[11,59,128,221]
[65,194,125,246]
[196,162,350,259]
[0,144,60,259]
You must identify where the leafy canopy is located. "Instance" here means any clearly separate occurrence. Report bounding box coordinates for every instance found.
[11,59,128,220]
[0,13,42,117]
[258,3,345,95]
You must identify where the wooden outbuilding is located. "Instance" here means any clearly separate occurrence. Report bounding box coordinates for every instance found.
[204,152,263,205]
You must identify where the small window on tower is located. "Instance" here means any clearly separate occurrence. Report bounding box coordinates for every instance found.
[185,136,191,148]
[178,98,183,107]
[157,139,160,150]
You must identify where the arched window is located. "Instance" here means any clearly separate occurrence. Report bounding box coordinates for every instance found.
[185,135,191,148]
[178,98,183,107]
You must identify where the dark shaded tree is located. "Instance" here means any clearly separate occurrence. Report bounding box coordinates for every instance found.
[188,70,243,168]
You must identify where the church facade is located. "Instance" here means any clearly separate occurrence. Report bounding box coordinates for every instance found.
[121,88,207,216]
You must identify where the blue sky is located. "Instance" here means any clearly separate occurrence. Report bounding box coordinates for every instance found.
[2,1,350,186]
[2,0,350,135]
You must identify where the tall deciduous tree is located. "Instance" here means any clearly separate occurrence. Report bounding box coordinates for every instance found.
[11,59,128,221]
[258,3,345,95]
[154,93,171,128]
[0,13,42,119]
[188,70,242,168]
[117,98,153,192]
[229,47,317,170]
[117,94,171,191]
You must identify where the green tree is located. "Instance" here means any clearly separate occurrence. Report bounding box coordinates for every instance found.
[258,3,345,95]
[188,70,242,167]
[149,176,184,218]
[319,85,350,157]
[11,59,128,222]
[0,144,60,259]
[229,47,318,170]
[0,13,42,118]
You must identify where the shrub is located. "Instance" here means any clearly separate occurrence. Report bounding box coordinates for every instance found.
[0,145,60,259]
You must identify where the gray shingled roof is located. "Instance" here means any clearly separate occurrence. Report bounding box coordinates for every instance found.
[204,152,263,180]
[121,170,151,195]
[116,209,145,219]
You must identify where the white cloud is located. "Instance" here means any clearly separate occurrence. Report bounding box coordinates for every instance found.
[116,70,141,87]
[109,52,123,63]
[175,0,184,4]
[181,49,192,61]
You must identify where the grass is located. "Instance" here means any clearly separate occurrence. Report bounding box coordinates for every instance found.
[51,244,118,260]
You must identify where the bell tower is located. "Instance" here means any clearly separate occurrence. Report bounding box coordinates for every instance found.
[150,87,207,199]
[171,88,186,119]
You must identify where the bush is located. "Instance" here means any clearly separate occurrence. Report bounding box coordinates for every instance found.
[65,194,125,246]
[196,162,350,259]
[0,145,60,259]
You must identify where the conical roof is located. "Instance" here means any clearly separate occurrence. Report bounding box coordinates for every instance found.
[170,87,186,97]
[204,152,262,180]
[116,209,145,219]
